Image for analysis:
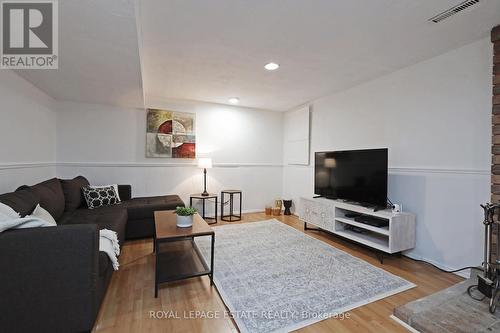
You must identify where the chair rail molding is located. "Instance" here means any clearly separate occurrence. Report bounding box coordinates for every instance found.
[56,162,283,168]
[1,162,487,175]
[283,164,490,175]
[0,162,56,170]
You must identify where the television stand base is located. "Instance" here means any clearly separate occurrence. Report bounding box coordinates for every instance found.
[299,197,416,259]
[304,222,321,231]
[376,251,386,264]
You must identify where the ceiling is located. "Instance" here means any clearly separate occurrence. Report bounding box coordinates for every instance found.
[16,0,144,108]
[16,0,500,111]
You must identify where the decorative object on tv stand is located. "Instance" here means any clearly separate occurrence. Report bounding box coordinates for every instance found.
[265,205,273,215]
[175,206,197,228]
[146,108,196,158]
[283,200,292,215]
[198,158,212,196]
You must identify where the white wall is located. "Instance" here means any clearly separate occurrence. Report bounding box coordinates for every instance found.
[1,34,491,274]
[283,106,310,165]
[56,98,283,213]
[283,38,492,271]
[0,70,57,193]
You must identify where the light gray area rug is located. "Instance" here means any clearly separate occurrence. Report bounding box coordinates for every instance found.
[196,219,415,333]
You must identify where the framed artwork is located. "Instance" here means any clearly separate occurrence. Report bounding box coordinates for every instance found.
[146,109,196,158]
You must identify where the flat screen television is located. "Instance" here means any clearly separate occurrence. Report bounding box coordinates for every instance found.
[314,148,388,207]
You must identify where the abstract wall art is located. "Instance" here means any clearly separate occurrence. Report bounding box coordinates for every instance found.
[146,109,196,158]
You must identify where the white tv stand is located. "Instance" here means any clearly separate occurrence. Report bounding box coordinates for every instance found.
[299,197,416,257]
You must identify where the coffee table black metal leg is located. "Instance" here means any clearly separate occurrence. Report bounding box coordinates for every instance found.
[210,234,215,286]
[155,239,159,297]
[215,197,218,222]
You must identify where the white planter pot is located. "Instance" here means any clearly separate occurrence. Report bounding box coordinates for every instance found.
[176,215,193,228]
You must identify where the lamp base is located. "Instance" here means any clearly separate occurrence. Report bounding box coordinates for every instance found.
[201,168,209,196]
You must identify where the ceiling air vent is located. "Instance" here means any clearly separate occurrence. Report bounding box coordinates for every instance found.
[428,0,479,23]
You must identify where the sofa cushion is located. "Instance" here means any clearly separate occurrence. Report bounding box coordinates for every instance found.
[117,185,132,201]
[27,178,65,221]
[60,176,90,212]
[121,195,184,220]
[125,218,154,240]
[0,188,39,217]
[60,205,127,244]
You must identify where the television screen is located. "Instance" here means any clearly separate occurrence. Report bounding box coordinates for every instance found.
[314,148,388,207]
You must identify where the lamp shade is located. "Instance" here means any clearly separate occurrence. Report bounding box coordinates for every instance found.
[197,158,212,169]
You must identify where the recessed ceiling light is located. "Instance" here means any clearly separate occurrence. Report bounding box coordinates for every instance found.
[264,62,280,71]
[228,97,239,104]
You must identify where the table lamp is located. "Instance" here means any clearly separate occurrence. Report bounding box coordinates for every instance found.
[198,158,212,196]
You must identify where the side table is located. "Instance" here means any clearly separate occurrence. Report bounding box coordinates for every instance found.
[221,190,242,222]
[190,193,218,224]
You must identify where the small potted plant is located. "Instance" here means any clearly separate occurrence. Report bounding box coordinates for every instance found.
[175,206,197,228]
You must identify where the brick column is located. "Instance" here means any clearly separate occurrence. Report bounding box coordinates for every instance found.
[491,25,500,262]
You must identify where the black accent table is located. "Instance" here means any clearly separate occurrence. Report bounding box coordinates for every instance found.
[190,193,218,224]
[221,190,242,222]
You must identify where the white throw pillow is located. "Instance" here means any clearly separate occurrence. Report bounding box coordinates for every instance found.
[0,202,19,218]
[89,184,121,202]
[0,203,21,232]
[0,203,54,232]
[29,204,57,226]
[0,202,20,219]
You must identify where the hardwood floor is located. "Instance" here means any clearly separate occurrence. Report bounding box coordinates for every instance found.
[93,213,463,333]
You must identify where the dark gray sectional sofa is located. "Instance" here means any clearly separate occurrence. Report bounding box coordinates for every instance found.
[0,176,184,333]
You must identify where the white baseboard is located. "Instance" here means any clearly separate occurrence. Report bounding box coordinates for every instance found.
[241,209,264,214]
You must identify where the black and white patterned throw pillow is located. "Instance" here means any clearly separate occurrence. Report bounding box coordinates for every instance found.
[82,185,119,209]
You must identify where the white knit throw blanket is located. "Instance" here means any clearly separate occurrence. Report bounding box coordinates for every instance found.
[0,216,53,232]
[99,229,121,270]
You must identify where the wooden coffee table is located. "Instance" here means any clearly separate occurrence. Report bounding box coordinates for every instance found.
[153,210,215,298]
